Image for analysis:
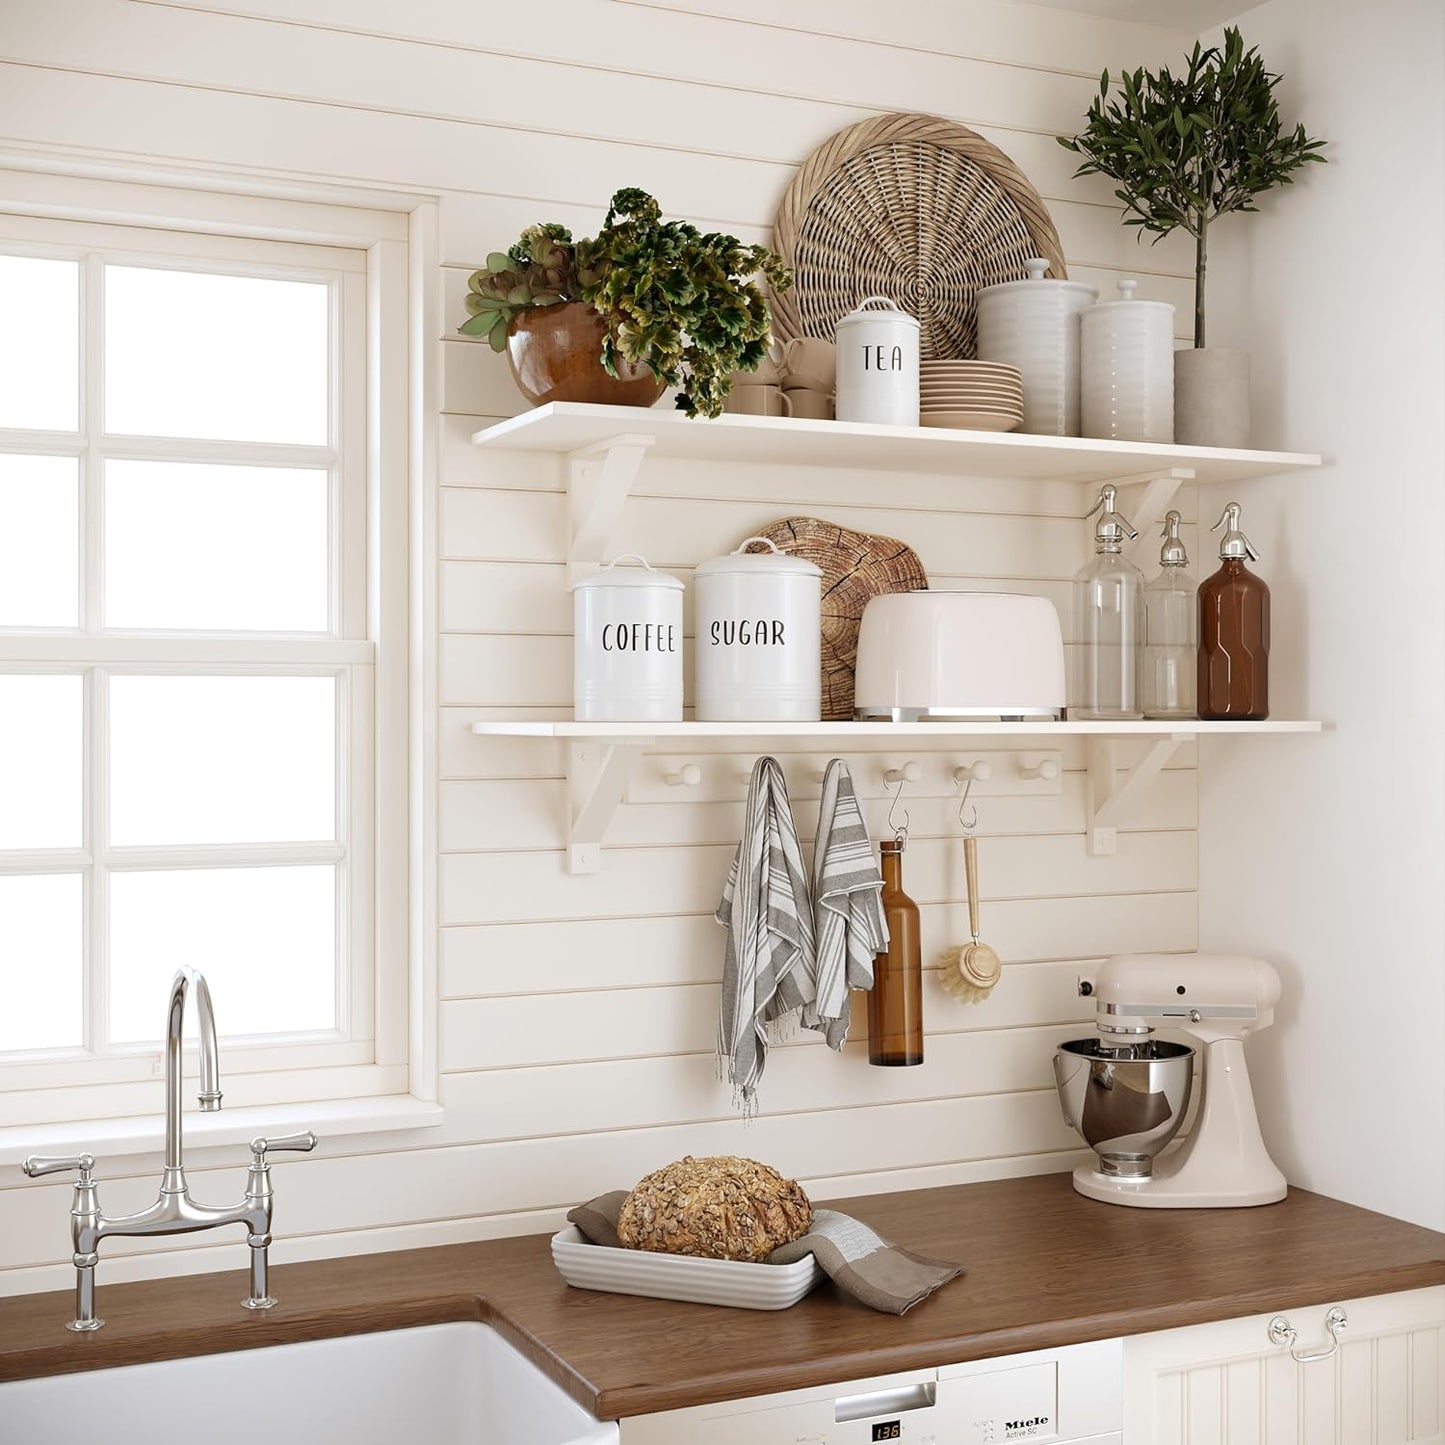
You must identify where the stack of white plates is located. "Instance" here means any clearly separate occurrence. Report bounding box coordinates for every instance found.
[919,360,1024,432]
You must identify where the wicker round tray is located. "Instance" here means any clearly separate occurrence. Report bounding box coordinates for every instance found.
[771,112,1067,360]
[746,517,928,722]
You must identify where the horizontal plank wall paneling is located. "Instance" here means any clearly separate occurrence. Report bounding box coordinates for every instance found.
[0,0,1201,1292]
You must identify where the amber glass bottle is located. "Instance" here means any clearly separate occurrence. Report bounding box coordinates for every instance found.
[869,840,923,1066]
[1197,502,1270,720]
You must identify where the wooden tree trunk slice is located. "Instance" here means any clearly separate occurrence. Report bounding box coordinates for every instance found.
[745,518,929,722]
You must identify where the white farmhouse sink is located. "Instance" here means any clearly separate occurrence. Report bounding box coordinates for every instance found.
[0,1321,619,1445]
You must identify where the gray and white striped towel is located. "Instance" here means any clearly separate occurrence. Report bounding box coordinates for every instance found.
[716,756,816,1113]
[807,759,888,1050]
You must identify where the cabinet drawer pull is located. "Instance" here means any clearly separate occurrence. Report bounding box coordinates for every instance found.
[1268,1306,1347,1363]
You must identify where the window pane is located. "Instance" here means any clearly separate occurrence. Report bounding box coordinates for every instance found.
[0,674,83,849]
[104,265,329,444]
[105,460,329,631]
[110,675,336,846]
[0,873,83,1052]
[0,255,79,432]
[0,455,79,627]
[110,866,337,1043]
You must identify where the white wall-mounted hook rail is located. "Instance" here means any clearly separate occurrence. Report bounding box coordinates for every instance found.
[953,761,992,783]
[665,764,702,787]
[884,762,922,786]
[1019,757,1060,782]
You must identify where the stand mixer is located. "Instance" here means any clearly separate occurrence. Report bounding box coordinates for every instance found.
[1053,953,1287,1208]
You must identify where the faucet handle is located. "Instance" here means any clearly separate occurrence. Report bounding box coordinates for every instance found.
[249,1131,318,1166]
[22,1153,97,1182]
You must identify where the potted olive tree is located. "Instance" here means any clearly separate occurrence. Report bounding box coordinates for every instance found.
[460,189,792,419]
[1060,27,1325,447]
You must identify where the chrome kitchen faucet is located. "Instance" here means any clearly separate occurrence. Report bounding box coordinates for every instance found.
[21,966,318,1331]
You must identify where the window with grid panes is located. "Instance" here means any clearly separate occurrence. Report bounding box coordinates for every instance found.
[0,212,389,1122]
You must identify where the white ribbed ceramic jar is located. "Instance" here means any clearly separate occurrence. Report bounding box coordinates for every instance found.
[975,258,1097,436]
[694,537,822,722]
[833,295,920,427]
[1080,279,1176,443]
[572,555,684,722]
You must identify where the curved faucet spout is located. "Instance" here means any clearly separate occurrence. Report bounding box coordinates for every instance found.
[163,967,222,1190]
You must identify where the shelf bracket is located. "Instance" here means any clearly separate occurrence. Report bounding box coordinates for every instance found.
[566,739,648,873]
[1086,733,1190,856]
[566,433,656,586]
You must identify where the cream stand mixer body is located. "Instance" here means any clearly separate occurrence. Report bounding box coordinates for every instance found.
[1054,953,1287,1208]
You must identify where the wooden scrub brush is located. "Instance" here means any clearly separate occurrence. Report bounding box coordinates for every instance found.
[938,833,1001,1003]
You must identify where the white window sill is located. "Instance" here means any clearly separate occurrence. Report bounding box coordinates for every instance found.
[0,1095,444,1169]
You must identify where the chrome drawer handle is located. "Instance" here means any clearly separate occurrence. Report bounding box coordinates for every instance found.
[1268,1306,1347,1363]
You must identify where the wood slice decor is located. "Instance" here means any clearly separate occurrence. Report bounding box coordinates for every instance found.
[771,112,1068,360]
[745,518,928,721]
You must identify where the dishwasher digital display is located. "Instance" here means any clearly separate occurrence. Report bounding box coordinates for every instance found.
[870,1424,902,1441]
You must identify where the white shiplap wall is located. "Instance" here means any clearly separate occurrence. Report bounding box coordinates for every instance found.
[0,0,1202,1294]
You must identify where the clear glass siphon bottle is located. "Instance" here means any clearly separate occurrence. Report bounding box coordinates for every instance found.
[1198,501,1270,720]
[869,839,923,1066]
[1143,509,1197,719]
[1073,484,1145,719]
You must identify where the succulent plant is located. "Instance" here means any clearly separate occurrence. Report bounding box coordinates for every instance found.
[459,223,578,351]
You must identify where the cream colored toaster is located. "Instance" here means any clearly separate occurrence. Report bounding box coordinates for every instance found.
[853,591,1065,721]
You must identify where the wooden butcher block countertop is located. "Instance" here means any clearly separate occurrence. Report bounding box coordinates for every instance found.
[3,1173,1444,1418]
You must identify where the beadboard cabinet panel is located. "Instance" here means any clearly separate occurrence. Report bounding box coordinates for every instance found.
[0,0,1202,1294]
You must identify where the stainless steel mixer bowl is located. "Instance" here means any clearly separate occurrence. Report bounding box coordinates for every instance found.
[1053,1037,1195,1179]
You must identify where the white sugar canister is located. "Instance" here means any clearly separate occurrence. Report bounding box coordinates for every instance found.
[572,555,684,722]
[695,537,822,722]
[833,295,920,427]
[976,258,1097,436]
[1080,279,1176,443]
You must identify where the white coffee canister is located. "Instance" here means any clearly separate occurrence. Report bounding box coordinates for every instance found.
[833,295,921,427]
[572,554,684,722]
[975,258,1097,436]
[1080,279,1176,443]
[695,537,822,722]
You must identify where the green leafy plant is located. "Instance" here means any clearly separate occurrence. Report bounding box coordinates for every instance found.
[459,223,577,352]
[575,188,792,418]
[1059,26,1325,347]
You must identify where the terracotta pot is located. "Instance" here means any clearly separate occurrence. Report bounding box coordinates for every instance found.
[505,302,666,408]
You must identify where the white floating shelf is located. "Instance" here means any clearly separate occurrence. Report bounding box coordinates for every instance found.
[470,719,1324,870]
[472,402,1322,485]
[470,719,1322,740]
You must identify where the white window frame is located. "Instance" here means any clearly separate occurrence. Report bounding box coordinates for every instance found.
[0,168,438,1146]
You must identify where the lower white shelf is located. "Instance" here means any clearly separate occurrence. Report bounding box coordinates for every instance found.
[470,718,1323,872]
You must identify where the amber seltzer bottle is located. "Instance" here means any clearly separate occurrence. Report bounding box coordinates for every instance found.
[1198,502,1270,720]
[869,839,924,1066]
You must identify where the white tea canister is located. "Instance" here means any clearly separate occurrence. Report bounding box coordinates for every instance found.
[695,538,822,722]
[572,555,684,722]
[833,296,920,427]
[1080,279,1175,443]
[975,258,1097,436]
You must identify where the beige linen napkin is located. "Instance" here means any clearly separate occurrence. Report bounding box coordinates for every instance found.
[566,1193,961,1315]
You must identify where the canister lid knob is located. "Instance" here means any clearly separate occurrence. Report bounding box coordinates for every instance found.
[1118,279,1138,301]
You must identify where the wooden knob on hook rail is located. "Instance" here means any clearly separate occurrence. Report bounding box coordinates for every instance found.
[666,764,703,787]
[1019,758,1059,782]
[884,762,922,786]
[953,762,992,783]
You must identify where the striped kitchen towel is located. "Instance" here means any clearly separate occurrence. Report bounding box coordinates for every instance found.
[807,759,888,1050]
[716,756,816,1113]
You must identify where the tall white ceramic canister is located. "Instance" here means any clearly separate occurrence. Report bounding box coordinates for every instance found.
[833,295,920,427]
[1080,279,1176,443]
[975,258,1097,436]
[695,537,822,722]
[572,554,684,722]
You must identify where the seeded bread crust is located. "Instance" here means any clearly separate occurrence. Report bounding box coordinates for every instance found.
[616,1155,813,1262]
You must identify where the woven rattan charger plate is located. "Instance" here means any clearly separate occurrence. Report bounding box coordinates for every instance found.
[745,518,928,722]
[772,113,1067,359]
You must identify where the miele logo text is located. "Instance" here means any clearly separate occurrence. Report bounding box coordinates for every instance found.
[600,622,677,652]
[861,343,905,371]
[1003,1416,1051,1439]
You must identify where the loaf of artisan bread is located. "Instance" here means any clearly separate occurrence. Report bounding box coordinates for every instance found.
[616,1155,812,1262]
